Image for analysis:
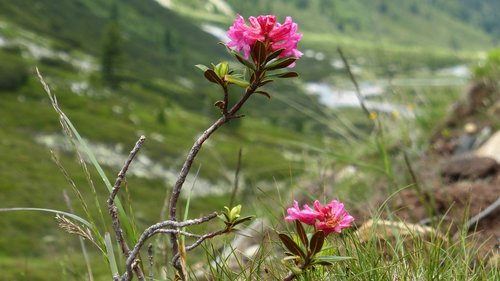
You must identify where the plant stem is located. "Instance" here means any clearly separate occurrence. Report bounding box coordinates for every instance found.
[166,73,262,279]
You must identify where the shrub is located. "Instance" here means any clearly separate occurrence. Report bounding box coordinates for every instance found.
[474,48,500,84]
[0,52,29,91]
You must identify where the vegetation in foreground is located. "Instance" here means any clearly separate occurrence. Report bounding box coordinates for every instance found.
[0,7,498,280]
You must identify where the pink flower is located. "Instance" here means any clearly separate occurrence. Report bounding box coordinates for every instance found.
[226,14,302,61]
[313,200,354,234]
[285,200,354,235]
[226,15,263,59]
[269,17,303,59]
[285,200,321,225]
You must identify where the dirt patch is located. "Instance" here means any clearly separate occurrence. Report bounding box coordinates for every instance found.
[392,81,500,260]
[392,173,500,258]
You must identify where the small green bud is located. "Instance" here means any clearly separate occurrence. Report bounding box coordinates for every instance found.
[229,205,241,221]
[214,62,229,78]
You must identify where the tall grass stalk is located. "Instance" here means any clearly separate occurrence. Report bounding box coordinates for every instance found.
[36,68,137,245]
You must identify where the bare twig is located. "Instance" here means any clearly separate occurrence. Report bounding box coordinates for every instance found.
[172,229,228,266]
[147,244,154,281]
[121,212,218,281]
[465,196,500,231]
[107,136,146,257]
[109,136,146,206]
[152,229,202,238]
[107,136,146,281]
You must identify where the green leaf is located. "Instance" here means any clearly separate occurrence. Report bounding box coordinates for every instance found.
[265,57,296,71]
[251,40,267,66]
[255,91,271,99]
[273,72,299,78]
[231,215,254,226]
[310,260,334,266]
[232,51,256,71]
[265,48,284,63]
[315,256,353,263]
[225,75,250,88]
[219,213,229,221]
[278,233,306,260]
[309,231,325,256]
[229,205,242,220]
[295,221,308,248]
[195,64,209,72]
[259,79,273,87]
[204,69,224,85]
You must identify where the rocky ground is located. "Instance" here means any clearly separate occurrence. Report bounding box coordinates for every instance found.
[388,81,500,262]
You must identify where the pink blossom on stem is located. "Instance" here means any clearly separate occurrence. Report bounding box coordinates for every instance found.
[226,14,302,61]
[313,200,354,234]
[270,17,303,59]
[285,200,321,225]
[285,200,354,235]
[226,15,262,59]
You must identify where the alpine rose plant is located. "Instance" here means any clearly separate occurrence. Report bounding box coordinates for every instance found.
[286,200,354,234]
[227,14,303,61]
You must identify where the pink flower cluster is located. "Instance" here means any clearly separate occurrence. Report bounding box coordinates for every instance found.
[286,200,354,234]
[226,15,303,60]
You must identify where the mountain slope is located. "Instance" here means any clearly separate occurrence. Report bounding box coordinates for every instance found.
[169,0,495,51]
[430,0,500,41]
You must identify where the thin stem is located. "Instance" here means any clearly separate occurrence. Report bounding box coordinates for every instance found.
[147,244,154,281]
[337,47,371,118]
[223,85,229,116]
[121,212,218,281]
[107,136,146,281]
[172,229,228,266]
[229,148,243,207]
[62,191,95,281]
[165,70,264,279]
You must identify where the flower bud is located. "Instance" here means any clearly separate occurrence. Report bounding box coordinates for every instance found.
[214,62,229,78]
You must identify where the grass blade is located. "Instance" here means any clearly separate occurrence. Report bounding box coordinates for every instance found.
[0,207,92,228]
[104,232,119,278]
[36,68,136,243]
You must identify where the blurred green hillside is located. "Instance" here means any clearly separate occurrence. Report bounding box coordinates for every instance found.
[0,0,498,280]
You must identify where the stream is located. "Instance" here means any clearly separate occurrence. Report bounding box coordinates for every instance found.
[305,69,468,118]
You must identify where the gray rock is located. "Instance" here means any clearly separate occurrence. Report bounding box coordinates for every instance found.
[441,155,498,182]
[476,130,500,163]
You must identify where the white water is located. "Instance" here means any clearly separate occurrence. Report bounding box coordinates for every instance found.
[305,73,467,118]
[201,24,228,43]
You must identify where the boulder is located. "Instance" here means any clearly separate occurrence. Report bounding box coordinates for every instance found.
[476,130,500,163]
[441,155,498,182]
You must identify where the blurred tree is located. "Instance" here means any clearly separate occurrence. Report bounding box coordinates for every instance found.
[294,0,309,9]
[474,48,500,84]
[100,5,122,89]
[163,29,178,52]
[0,52,28,91]
[156,108,167,125]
